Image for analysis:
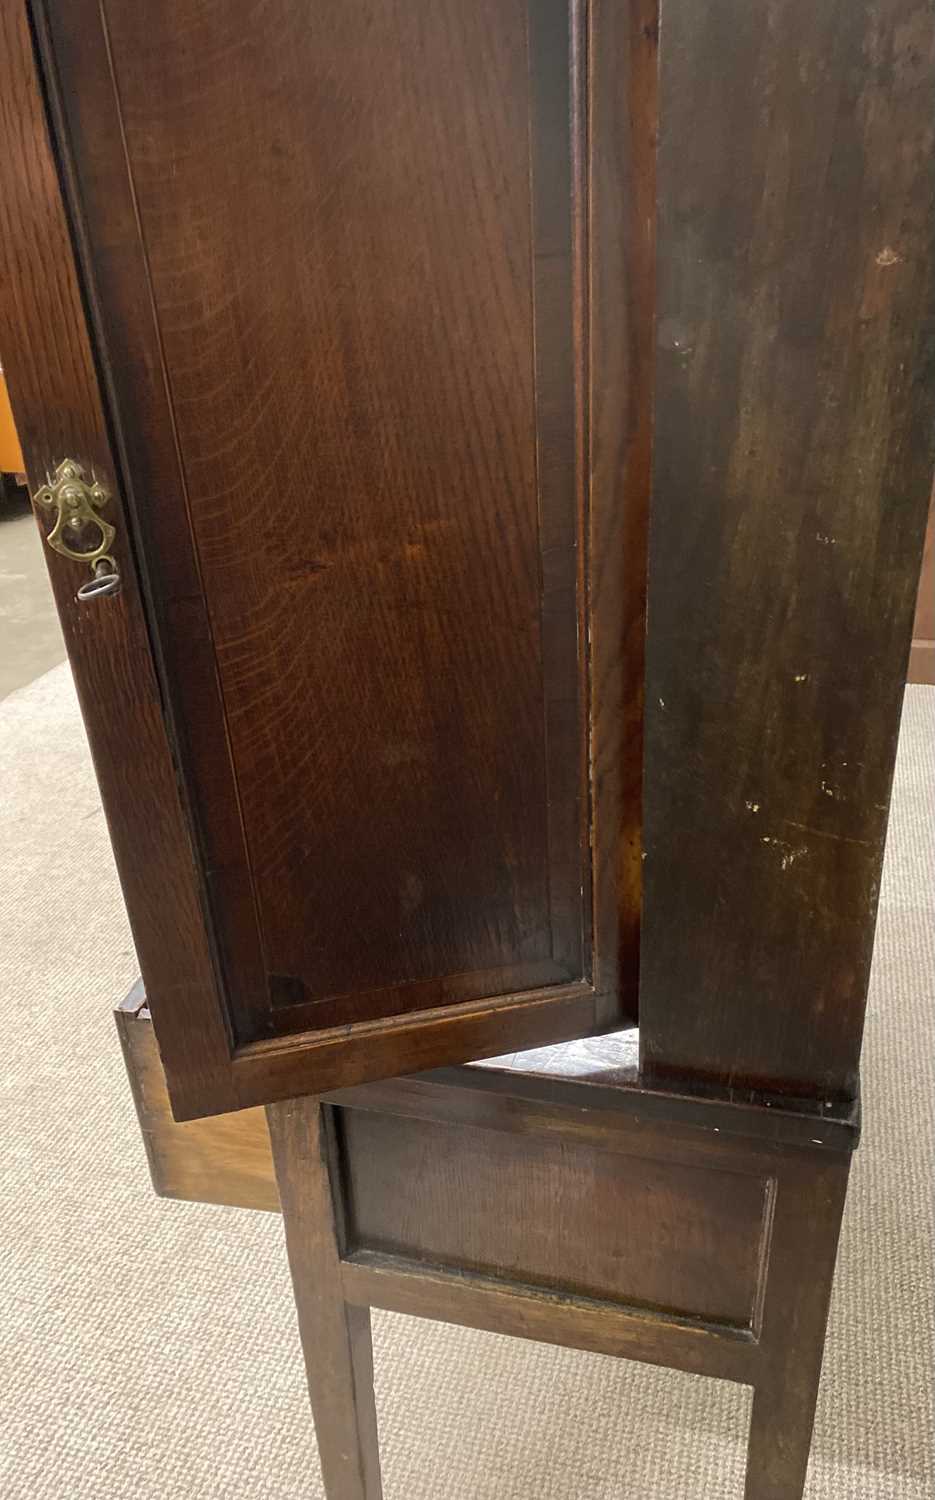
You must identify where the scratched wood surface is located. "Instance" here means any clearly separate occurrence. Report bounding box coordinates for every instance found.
[641,0,935,1097]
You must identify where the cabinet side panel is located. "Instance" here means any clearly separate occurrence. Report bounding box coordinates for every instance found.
[641,0,935,1095]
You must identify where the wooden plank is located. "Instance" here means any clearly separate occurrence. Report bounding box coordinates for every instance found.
[114,987,279,1213]
[587,0,657,1007]
[641,0,935,1098]
[744,1154,850,1498]
[64,0,586,1026]
[340,1251,757,1385]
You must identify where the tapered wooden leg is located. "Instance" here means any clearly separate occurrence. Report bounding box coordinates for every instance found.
[746,1377,822,1500]
[744,1156,851,1500]
[267,1097,384,1500]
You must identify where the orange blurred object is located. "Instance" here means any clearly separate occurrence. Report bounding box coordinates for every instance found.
[1,368,26,474]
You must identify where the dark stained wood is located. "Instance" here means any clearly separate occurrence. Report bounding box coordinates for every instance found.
[122,985,852,1498]
[441,1032,860,1153]
[0,0,234,1121]
[340,1249,756,1386]
[744,1158,850,1500]
[340,1108,771,1326]
[260,1075,849,1500]
[115,985,279,1213]
[908,484,935,683]
[233,978,606,1112]
[17,0,929,1124]
[587,0,657,1007]
[322,1069,856,1173]
[641,0,935,1099]
[267,1101,383,1500]
[0,0,648,1118]
[39,0,590,1030]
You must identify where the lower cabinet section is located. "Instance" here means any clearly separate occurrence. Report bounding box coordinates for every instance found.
[117,986,854,1497]
[338,1108,772,1332]
[117,986,849,1355]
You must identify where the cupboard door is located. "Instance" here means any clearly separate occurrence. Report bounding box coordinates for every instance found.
[3,1,646,1117]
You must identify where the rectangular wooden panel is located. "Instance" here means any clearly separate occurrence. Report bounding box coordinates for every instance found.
[641,0,935,1099]
[1,0,643,1115]
[49,0,586,1042]
[340,1108,773,1329]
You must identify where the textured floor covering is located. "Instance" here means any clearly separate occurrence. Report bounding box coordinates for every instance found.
[0,663,932,1499]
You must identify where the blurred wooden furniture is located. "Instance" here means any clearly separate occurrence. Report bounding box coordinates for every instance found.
[0,366,25,475]
[908,490,935,684]
[118,984,855,1500]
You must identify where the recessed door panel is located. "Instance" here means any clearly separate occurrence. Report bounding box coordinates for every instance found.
[46,0,589,1045]
[6,0,646,1117]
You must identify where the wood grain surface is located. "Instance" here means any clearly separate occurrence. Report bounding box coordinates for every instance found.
[116,983,857,1228]
[587,0,656,1006]
[340,1107,771,1326]
[41,0,593,1038]
[0,0,234,1119]
[4,0,645,1116]
[124,982,852,1497]
[9,0,931,1122]
[641,0,935,1098]
[115,985,279,1212]
[267,1101,384,1500]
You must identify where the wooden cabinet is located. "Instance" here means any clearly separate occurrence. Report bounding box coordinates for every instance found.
[1,0,931,1124]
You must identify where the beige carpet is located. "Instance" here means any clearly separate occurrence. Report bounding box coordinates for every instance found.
[0,663,932,1499]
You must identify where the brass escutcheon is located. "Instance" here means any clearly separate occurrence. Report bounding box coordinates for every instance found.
[34,458,115,569]
[34,453,114,564]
